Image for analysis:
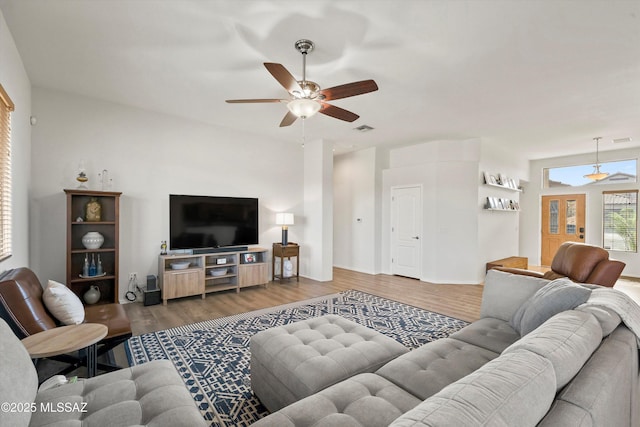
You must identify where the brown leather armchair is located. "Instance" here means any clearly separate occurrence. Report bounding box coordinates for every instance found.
[494,242,625,288]
[0,267,132,374]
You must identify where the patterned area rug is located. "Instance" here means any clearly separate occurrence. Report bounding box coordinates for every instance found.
[125,290,468,426]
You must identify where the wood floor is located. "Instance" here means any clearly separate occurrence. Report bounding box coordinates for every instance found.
[123,268,484,335]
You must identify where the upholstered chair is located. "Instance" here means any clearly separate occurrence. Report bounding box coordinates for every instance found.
[493,242,625,288]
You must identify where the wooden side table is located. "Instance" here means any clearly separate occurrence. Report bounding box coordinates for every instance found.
[21,323,108,377]
[272,243,300,282]
[486,256,528,272]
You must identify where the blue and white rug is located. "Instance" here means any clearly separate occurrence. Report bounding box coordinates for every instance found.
[125,290,468,426]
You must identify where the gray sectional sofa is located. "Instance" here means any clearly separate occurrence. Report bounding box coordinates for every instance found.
[252,269,640,426]
[0,317,206,427]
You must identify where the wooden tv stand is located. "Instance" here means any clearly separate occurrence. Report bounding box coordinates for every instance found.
[158,248,269,305]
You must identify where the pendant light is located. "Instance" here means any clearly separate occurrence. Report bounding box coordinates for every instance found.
[584,137,609,181]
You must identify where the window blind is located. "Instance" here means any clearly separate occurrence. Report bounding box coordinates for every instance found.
[603,190,638,253]
[0,84,14,261]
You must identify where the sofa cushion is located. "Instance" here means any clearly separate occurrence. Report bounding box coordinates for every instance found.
[504,310,602,390]
[481,269,549,322]
[449,317,520,354]
[376,338,498,400]
[42,280,85,325]
[0,318,39,427]
[251,373,422,427]
[510,278,591,335]
[29,360,206,427]
[390,349,557,427]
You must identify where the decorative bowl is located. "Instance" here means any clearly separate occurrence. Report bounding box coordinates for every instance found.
[81,232,104,249]
[210,268,227,277]
[170,261,190,270]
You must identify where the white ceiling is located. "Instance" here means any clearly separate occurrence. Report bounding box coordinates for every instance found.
[1,0,639,158]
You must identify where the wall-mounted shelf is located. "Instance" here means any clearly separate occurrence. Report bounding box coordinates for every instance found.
[483,172,521,192]
[482,172,521,212]
[484,181,522,192]
[485,197,520,211]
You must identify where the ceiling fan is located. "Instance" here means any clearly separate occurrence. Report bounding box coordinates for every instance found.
[226,39,378,127]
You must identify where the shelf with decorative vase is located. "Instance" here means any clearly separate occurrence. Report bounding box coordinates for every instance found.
[65,189,121,304]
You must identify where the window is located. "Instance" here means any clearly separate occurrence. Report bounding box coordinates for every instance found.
[543,159,637,188]
[0,84,13,261]
[603,190,637,252]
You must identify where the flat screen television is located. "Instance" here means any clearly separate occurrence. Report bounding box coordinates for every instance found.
[169,194,258,250]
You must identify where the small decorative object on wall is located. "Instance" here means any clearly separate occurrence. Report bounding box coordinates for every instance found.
[76,160,88,189]
[276,212,294,246]
[82,231,104,249]
[85,197,102,222]
[83,285,101,305]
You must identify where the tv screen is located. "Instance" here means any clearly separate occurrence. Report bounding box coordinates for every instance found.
[170,195,258,250]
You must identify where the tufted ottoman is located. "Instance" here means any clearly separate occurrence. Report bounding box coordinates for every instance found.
[250,314,409,412]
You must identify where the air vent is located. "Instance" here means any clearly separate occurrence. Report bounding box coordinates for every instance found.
[354,125,374,132]
[613,137,632,144]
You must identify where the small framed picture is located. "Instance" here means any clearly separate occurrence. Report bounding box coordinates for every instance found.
[489,175,498,185]
[498,174,507,186]
[483,172,491,184]
[243,253,256,263]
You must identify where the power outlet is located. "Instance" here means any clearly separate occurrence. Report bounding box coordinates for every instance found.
[129,272,137,282]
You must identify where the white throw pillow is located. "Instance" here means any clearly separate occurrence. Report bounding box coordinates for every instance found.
[42,280,85,325]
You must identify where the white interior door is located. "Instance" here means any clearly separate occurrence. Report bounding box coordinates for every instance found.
[391,185,422,279]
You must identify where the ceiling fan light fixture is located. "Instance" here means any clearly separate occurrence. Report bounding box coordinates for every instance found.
[584,137,609,181]
[287,98,321,118]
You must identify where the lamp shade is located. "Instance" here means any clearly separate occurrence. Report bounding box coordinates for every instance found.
[287,98,321,118]
[276,213,294,226]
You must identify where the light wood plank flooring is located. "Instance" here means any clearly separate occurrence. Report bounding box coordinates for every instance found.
[123,268,484,335]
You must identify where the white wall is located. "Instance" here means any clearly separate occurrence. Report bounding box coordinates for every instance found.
[521,146,640,277]
[30,87,304,302]
[0,9,31,271]
[303,139,333,281]
[381,139,483,284]
[333,147,378,274]
[478,140,529,272]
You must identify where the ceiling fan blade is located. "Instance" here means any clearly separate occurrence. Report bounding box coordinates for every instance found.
[319,103,360,122]
[225,99,284,103]
[319,80,378,101]
[279,111,298,127]
[264,63,303,94]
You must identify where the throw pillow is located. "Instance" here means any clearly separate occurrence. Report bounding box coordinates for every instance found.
[42,280,85,325]
[510,278,591,336]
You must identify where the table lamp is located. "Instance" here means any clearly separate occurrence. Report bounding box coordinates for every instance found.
[276,213,294,246]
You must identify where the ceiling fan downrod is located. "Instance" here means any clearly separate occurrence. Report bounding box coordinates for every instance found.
[295,39,314,90]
